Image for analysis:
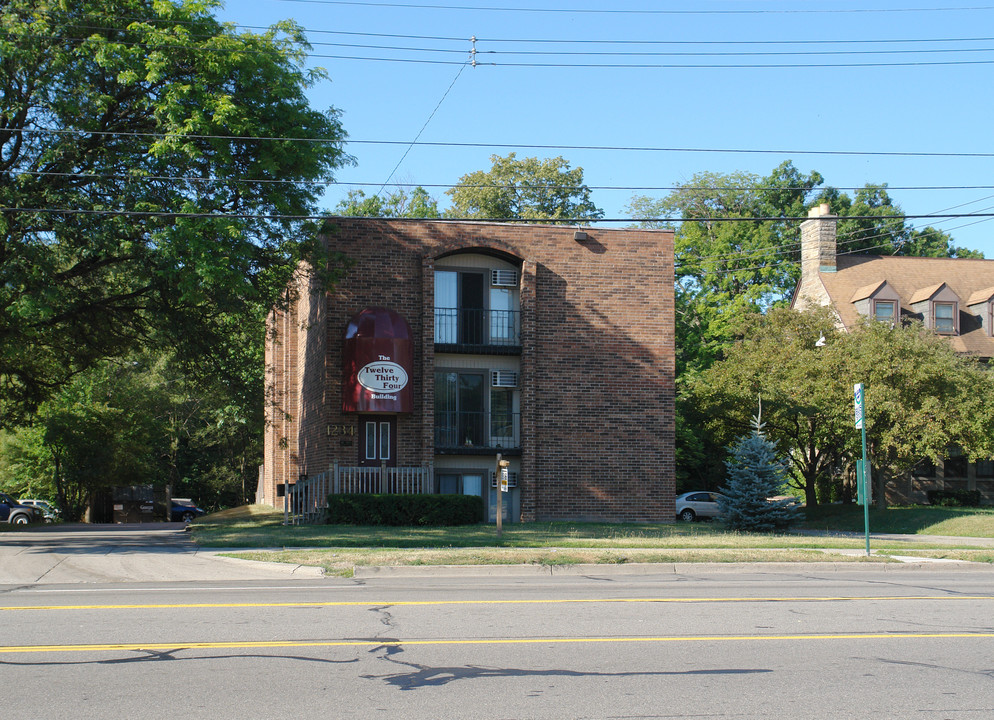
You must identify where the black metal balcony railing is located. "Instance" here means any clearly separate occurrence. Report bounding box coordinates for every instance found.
[435,410,521,450]
[434,308,520,347]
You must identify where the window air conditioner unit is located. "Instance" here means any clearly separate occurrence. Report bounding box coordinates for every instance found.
[491,269,518,287]
[491,370,518,388]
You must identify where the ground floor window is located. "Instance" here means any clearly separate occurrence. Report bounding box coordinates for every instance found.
[437,472,483,496]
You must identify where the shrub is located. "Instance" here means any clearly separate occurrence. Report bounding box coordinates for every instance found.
[926,489,982,507]
[325,493,483,526]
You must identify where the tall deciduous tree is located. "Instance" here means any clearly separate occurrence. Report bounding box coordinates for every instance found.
[627,163,985,490]
[445,153,603,222]
[335,186,440,218]
[0,0,352,422]
[0,350,262,519]
[690,308,994,507]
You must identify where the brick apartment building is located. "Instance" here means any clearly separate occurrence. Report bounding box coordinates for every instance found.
[261,219,676,523]
[793,204,994,503]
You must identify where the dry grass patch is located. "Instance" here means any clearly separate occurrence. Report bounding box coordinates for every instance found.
[222,546,891,577]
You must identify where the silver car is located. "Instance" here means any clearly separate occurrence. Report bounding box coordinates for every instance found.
[17,499,59,522]
[675,491,724,522]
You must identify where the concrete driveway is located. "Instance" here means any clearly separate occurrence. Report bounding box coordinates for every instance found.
[0,523,323,585]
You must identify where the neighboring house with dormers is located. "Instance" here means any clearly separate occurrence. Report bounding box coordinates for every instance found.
[792,203,994,503]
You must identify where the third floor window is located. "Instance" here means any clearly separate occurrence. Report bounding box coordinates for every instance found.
[435,268,519,346]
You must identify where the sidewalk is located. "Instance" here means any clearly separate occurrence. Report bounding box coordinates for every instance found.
[790,528,994,547]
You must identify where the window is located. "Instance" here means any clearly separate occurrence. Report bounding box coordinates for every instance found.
[977,460,994,479]
[490,386,515,446]
[943,449,968,478]
[489,286,515,342]
[435,371,520,450]
[435,371,485,447]
[873,300,895,323]
[435,270,484,344]
[934,302,956,333]
[434,267,519,346]
[438,472,483,496]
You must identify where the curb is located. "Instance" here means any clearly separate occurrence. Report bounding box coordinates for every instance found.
[352,560,992,578]
[206,553,326,578]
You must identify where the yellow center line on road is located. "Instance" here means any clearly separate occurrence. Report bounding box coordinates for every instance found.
[3,632,994,655]
[1,595,992,612]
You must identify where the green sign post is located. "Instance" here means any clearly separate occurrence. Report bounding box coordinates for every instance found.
[854,383,871,556]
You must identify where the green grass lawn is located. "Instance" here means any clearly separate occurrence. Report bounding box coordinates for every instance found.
[189,503,994,576]
[801,503,994,536]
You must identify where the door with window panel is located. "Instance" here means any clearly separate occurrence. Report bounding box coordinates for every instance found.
[359,416,397,467]
[435,371,486,449]
[435,270,484,345]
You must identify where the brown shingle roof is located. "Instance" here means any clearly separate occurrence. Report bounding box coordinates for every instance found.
[817,255,994,358]
[968,287,994,306]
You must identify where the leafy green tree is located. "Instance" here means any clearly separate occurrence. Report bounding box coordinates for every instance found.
[629,163,824,490]
[25,361,161,520]
[627,164,985,491]
[0,349,264,519]
[446,153,603,222]
[335,187,441,218]
[690,308,994,507]
[903,226,984,259]
[719,422,797,532]
[0,0,352,423]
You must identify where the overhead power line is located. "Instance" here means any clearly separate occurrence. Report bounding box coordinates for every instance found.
[10,33,994,68]
[54,18,994,47]
[270,1,994,16]
[14,170,994,194]
[10,128,994,158]
[5,207,994,224]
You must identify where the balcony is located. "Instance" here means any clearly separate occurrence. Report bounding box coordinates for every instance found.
[434,308,521,353]
[435,410,521,454]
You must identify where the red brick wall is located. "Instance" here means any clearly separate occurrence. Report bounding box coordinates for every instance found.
[264,219,676,522]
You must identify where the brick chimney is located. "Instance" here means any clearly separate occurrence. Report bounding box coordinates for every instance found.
[800,203,837,276]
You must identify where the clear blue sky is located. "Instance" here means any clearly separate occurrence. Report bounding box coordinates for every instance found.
[216,1,994,256]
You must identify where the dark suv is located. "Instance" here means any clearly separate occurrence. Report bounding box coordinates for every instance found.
[0,493,46,525]
[170,499,206,523]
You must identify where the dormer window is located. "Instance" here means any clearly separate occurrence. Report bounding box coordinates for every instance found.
[934,302,956,334]
[852,280,900,325]
[910,283,960,336]
[872,300,896,323]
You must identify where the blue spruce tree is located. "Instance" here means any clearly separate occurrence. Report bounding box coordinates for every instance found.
[719,410,797,532]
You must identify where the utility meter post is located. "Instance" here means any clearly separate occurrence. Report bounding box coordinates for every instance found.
[495,454,509,538]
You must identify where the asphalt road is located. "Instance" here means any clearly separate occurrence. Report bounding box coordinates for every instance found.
[2,525,993,719]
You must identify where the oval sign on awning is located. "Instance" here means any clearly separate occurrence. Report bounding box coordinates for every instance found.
[357,361,409,393]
